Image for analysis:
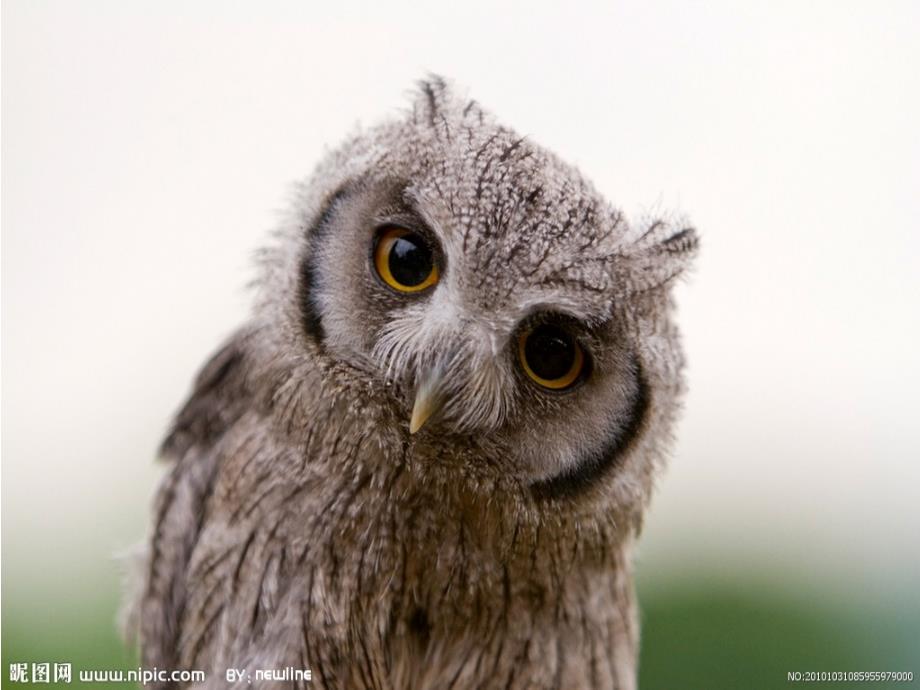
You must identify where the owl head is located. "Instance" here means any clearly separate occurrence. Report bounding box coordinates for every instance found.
[254,77,696,526]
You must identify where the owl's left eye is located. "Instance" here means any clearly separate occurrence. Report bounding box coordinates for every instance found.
[373,227,439,293]
[518,324,587,391]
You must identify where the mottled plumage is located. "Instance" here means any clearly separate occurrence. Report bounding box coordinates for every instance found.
[129,77,697,689]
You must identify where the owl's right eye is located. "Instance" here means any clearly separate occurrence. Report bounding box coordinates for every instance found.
[373,227,439,293]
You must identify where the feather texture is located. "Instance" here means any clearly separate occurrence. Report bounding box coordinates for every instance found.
[128,77,696,689]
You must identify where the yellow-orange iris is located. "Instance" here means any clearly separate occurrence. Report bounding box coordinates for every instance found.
[518,327,585,390]
[373,227,439,293]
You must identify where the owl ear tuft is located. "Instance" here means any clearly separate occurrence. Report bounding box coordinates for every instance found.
[622,219,699,294]
[413,74,454,126]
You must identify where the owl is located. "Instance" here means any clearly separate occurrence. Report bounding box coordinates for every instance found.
[129,77,697,690]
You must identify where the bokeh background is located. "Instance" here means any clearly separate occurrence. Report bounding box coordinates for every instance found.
[3,1,918,687]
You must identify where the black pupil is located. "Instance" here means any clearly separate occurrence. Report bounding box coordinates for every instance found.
[525,325,576,381]
[388,233,433,286]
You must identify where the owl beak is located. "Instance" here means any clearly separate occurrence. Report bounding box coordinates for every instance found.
[409,370,446,434]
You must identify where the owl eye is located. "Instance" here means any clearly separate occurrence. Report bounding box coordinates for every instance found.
[518,324,586,391]
[373,227,439,293]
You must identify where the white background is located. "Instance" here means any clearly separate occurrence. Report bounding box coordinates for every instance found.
[3,0,919,602]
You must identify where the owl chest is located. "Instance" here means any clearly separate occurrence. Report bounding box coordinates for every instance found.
[183,440,633,688]
[309,502,634,689]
